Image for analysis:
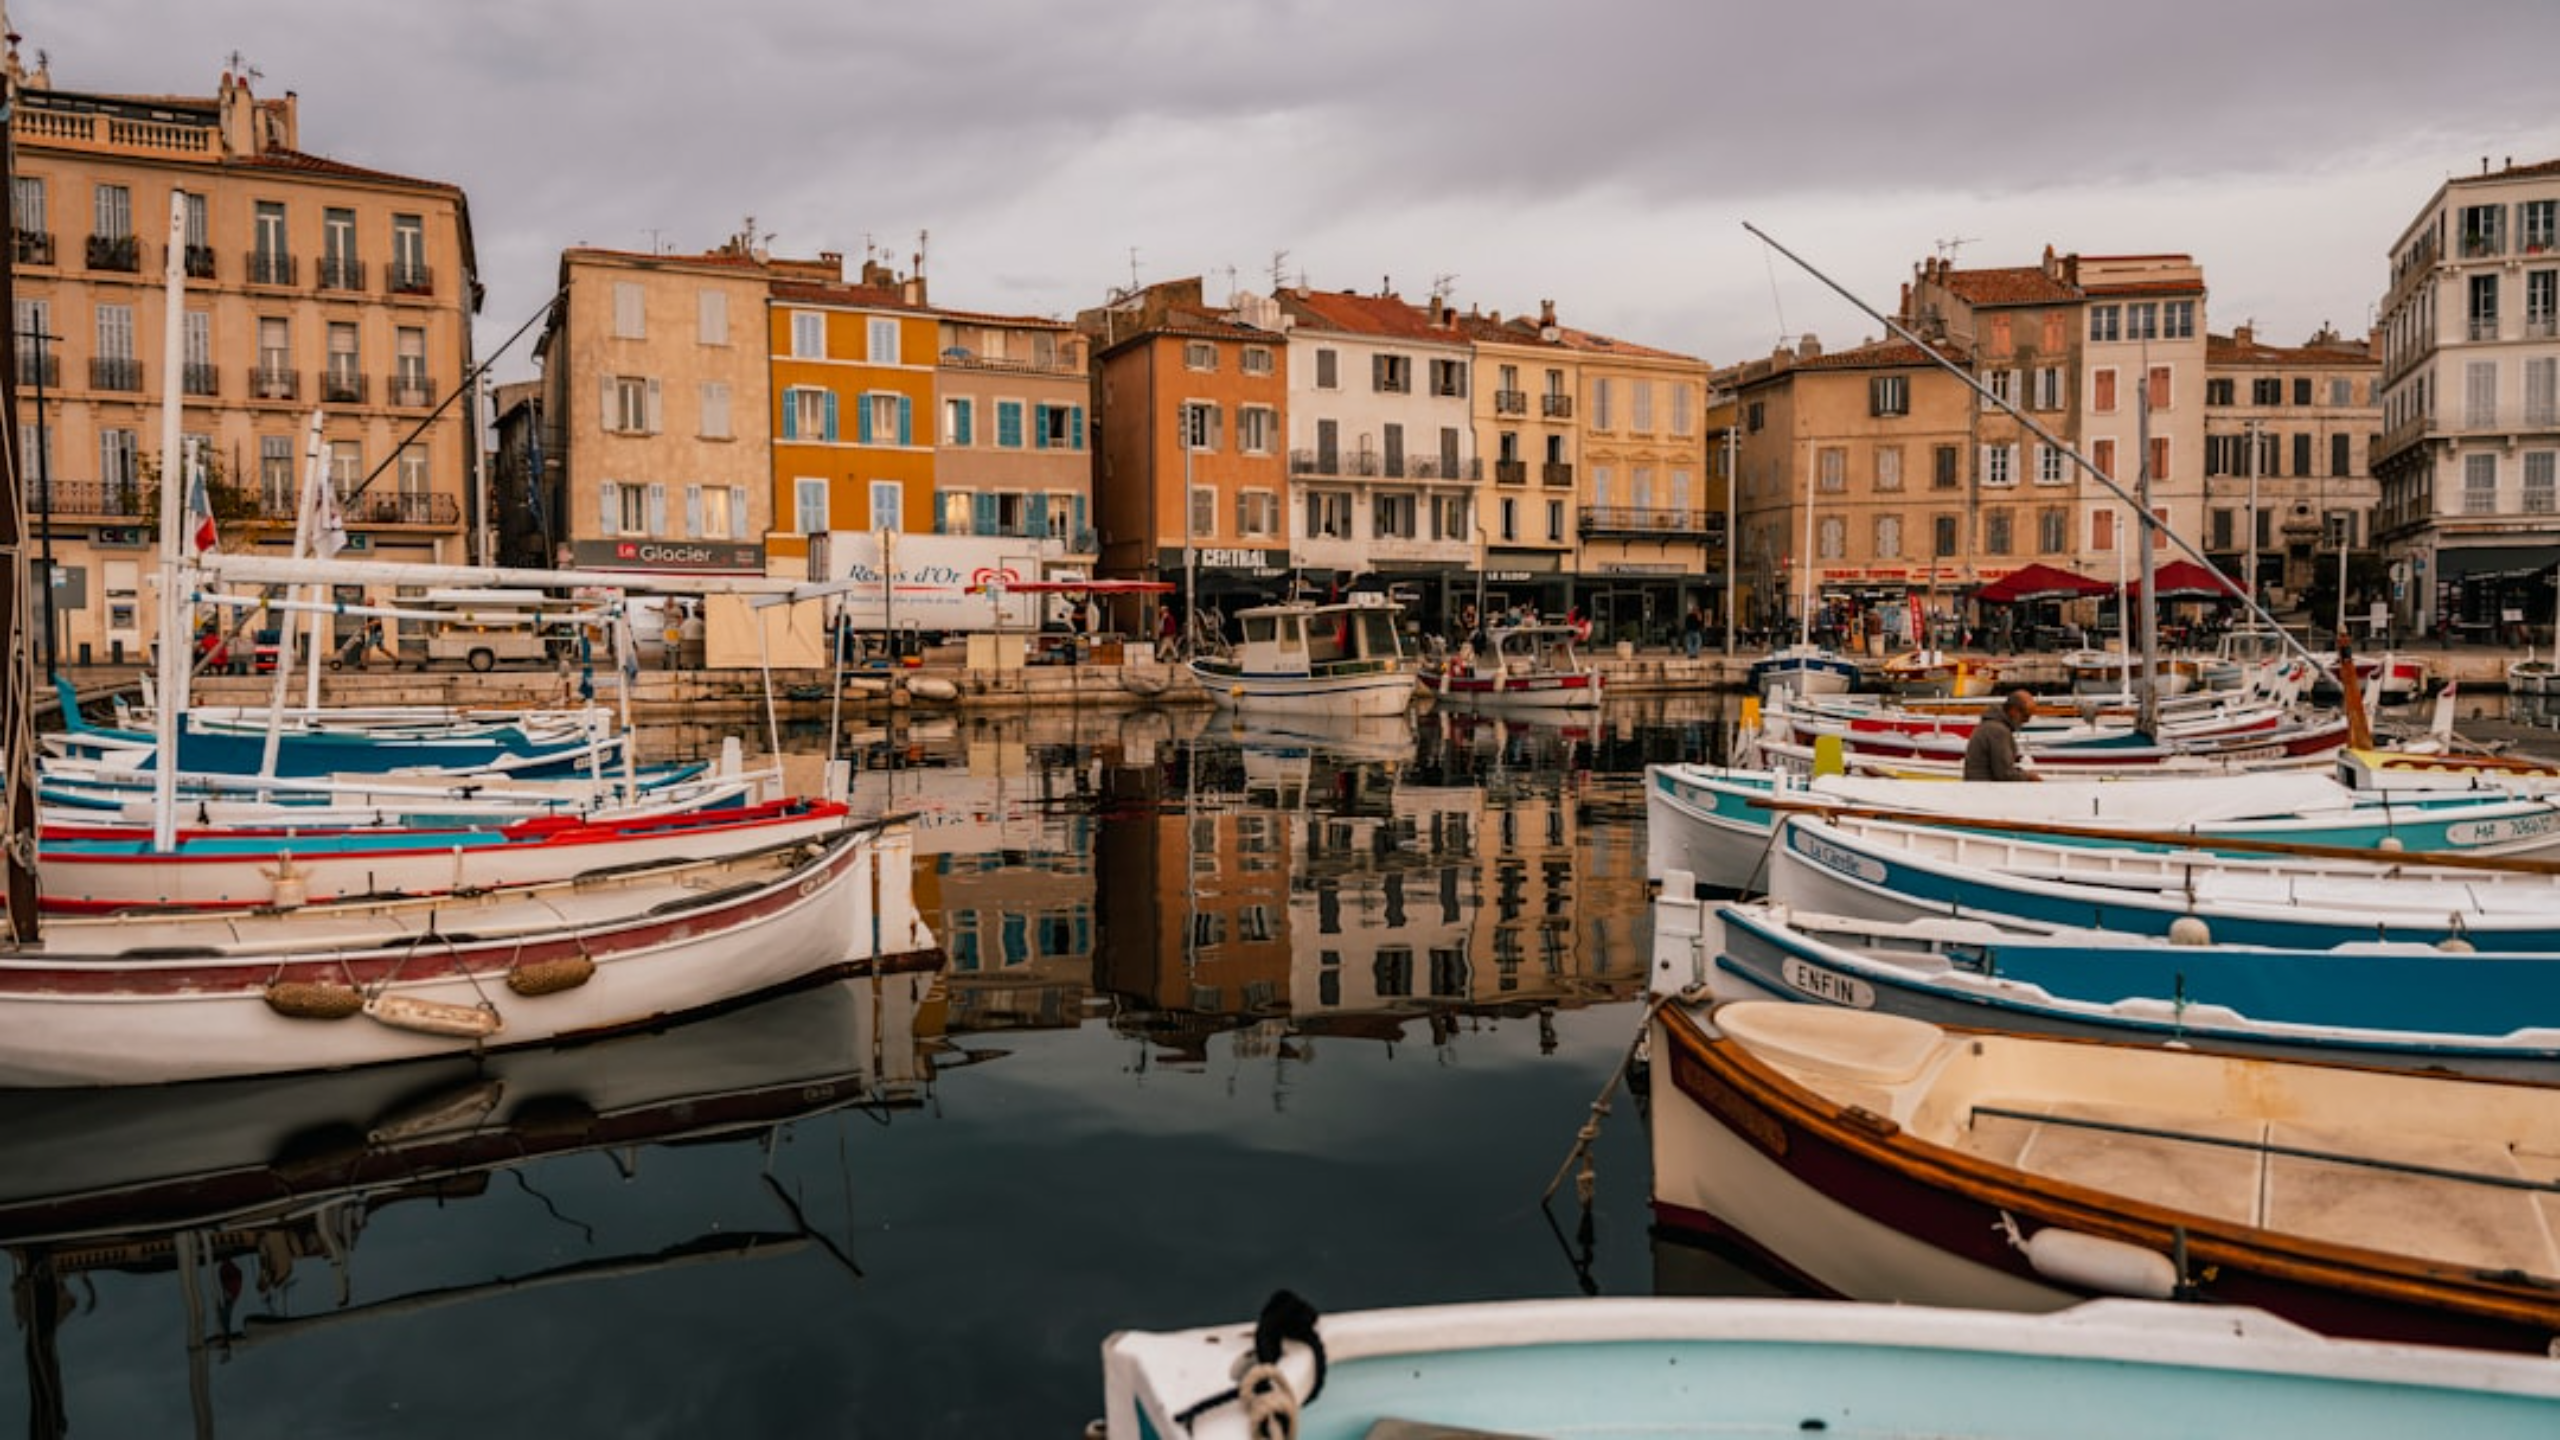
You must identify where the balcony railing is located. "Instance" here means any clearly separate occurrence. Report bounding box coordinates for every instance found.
[1541,462,1575,488]
[1578,505,1714,539]
[1407,456,1481,481]
[247,249,297,286]
[182,361,219,397]
[184,244,215,280]
[85,234,139,272]
[349,491,462,527]
[13,230,53,265]
[2528,317,2559,340]
[2469,317,2500,342]
[1494,459,1528,486]
[1540,393,1574,419]
[323,368,368,404]
[89,356,141,392]
[16,353,57,389]
[1493,388,1527,415]
[389,374,435,408]
[319,255,366,291]
[388,262,433,296]
[252,366,300,401]
[50,479,148,517]
[1289,448,1381,477]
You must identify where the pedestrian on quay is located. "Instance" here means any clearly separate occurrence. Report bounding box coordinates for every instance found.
[1962,688,2039,782]
[1683,605,1704,659]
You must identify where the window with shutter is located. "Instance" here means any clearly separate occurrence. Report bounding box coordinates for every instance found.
[685,486,704,538]
[600,480,620,536]
[646,483,667,536]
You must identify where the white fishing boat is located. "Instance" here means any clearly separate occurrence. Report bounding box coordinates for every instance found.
[1188,593,1417,717]
[1422,622,1603,711]
[1876,648,2001,698]
[1649,1000,2560,1356]
[1099,1291,2560,1439]
[0,820,930,1087]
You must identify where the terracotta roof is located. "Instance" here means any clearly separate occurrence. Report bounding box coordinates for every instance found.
[1939,265,2078,307]
[1279,289,1455,342]
[2462,156,2560,183]
[1733,336,1958,391]
[236,146,462,194]
[2206,331,2375,366]
[1448,310,1693,362]
[770,280,920,311]
[933,305,1073,331]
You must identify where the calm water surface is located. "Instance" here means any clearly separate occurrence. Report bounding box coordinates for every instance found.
[0,700,1771,1438]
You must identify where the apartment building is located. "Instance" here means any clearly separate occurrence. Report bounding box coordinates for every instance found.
[2202,325,2381,612]
[2074,254,2210,579]
[532,243,773,576]
[7,51,475,665]
[932,306,1093,549]
[1454,303,1582,619]
[769,260,938,558]
[1730,335,1979,644]
[1083,278,1290,619]
[1568,319,1710,646]
[1273,286,1478,630]
[2373,155,2560,639]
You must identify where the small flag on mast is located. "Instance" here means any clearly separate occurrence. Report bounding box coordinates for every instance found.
[312,475,349,559]
[186,446,218,554]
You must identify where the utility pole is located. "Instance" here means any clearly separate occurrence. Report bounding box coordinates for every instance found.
[2242,417,2260,611]
[19,325,56,680]
[1722,422,1738,656]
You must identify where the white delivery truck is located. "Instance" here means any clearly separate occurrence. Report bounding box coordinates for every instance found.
[807,533,1066,641]
[414,589,569,671]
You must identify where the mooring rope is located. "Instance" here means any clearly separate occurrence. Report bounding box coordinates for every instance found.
[1172,1289,1326,1437]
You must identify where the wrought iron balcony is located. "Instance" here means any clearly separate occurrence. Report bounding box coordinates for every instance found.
[252,366,300,401]
[1578,505,1714,539]
[1289,448,1382,477]
[319,255,365,291]
[1493,388,1527,415]
[13,230,53,265]
[1541,462,1575,488]
[2469,317,2500,342]
[1494,459,1528,486]
[89,357,141,392]
[322,368,368,404]
[389,374,435,408]
[1406,457,1481,481]
[16,353,57,389]
[85,234,139,272]
[247,249,297,286]
[182,362,219,397]
[351,491,461,526]
[184,244,215,280]
[1540,393,1574,419]
[50,479,148,517]
[388,262,433,296]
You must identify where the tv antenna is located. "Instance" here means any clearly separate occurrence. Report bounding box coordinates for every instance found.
[1269,249,1291,291]
[1934,236,1980,263]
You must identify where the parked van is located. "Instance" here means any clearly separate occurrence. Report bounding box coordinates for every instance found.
[415,589,567,672]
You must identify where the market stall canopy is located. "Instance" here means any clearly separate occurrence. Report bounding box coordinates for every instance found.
[1972,562,2113,604]
[2122,559,2245,600]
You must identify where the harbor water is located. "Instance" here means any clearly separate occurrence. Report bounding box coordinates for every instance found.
[0,699,1765,1438]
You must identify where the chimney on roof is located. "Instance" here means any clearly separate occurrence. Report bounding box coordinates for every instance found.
[1538,298,1557,327]
[2234,323,2253,347]
[2063,254,2079,286]
[1796,334,1822,361]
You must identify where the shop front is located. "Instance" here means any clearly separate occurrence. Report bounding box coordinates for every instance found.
[2430,542,2557,646]
[1153,545,1294,627]
[1474,556,1574,635]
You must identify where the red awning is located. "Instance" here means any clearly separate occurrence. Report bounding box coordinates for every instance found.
[2123,559,2245,600]
[1972,562,2112,604]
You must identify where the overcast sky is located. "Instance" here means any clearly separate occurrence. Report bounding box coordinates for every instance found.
[29,0,2560,386]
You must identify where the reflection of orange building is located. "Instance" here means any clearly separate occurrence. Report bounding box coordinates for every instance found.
[1092,761,1294,1053]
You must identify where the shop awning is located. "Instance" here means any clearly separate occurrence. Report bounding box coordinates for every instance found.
[1972,562,2111,604]
[2436,544,2560,582]
[2119,559,2244,600]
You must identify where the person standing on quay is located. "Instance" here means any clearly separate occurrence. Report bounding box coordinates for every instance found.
[1962,688,2039,782]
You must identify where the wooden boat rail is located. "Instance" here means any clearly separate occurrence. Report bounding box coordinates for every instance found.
[1970,1105,2560,1198]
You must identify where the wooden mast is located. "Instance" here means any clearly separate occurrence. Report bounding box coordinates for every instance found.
[1,28,42,940]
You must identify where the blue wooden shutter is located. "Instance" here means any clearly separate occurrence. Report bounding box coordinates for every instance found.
[974,492,999,536]
[932,489,949,534]
[854,392,869,445]
[897,396,913,446]
[1028,493,1049,535]
[1033,404,1050,449]
[1071,494,1087,540]
[1070,405,1086,450]
[955,399,973,446]
[820,390,838,442]
[779,389,798,441]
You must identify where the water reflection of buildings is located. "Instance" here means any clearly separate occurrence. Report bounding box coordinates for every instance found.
[1090,712,1649,1062]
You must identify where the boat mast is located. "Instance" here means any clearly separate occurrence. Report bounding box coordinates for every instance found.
[2135,369,2160,737]
[151,193,188,850]
[1797,434,1814,649]
[1,53,40,939]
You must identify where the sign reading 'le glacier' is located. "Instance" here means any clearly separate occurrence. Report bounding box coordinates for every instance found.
[572,539,767,573]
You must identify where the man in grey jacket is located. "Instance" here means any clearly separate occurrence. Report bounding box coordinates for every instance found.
[1962,689,2039,782]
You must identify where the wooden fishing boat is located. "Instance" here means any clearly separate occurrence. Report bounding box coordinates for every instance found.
[1100,1290,2560,1439]
[1649,1000,2560,1355]
[1422,623,1603,711]
[0,820,932,1087]
[33,795,852,912]
[1765,809,2560,950]
[1188,594,1417,717]
[1877,648,2001,698]
[1747,640,1859,699]
[1669,895,2560,1080]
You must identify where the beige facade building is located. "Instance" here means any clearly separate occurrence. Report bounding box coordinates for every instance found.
[532,243,775,576]
[8,50,476,665]
[2374,155,2560,639]
[1456,305,1582,618]
[2202,326,2381,614]
[2073,254,2209,579]
[1569,322,1710,645]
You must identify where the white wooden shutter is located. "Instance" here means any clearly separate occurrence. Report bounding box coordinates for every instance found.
[599,480,620,536]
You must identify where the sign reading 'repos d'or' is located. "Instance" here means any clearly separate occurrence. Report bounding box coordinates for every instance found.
[572,539,767,573]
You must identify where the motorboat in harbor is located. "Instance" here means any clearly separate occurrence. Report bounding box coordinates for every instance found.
[1187,593,1417,717]
[1747,640,1860,699]
[1876,648,2000,698]
[1422,622,1603,711]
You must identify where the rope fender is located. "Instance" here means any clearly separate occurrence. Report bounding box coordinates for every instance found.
[1172,1289,1326,1437]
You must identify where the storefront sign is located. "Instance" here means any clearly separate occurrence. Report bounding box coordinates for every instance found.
[571,539,767,573]
[1157,547,1285,576]
[1486,570,1535,583]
